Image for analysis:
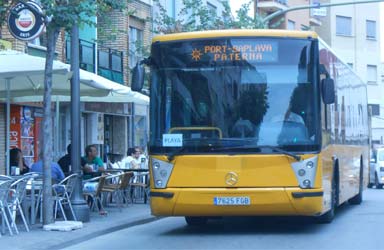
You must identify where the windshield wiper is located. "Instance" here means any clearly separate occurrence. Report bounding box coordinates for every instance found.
[167,146,187,162]
[165,138,239,161]
[209,145,301,162]
[264,146,301,162]
[166,144,301,162]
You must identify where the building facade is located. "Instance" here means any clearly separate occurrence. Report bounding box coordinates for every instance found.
[0,16,67,174]
[253,0,383,147]
[62,0,152,163]
[154,0,229,30]
[313,0,383,146]
[0,0,151,174]
[255,0,320,30]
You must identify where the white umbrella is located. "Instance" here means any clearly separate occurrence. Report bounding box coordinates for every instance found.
[0,50,110,97]
[0,50,111,174]
[77,70,149,105]
[8,91,149,105]
[3,68,150,105]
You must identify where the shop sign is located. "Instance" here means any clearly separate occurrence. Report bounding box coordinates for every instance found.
[7,1,45,41]
[10,106,21,149]
[10,105,40,165]
[85,102,132,115]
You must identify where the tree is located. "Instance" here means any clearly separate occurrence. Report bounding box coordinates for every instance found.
[0,0,18,37]
[1,0,126,225]
[152,0,267,34]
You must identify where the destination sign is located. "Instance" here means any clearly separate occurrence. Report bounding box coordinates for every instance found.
[191,41,278,63]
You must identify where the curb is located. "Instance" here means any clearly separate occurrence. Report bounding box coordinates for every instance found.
[46,216,163,250]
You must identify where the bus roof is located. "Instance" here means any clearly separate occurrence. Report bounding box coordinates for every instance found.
[152,29,318,43]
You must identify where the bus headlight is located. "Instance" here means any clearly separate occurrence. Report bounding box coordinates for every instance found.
[153,162,160,170]
[151,158,174,188]
[156,180,163,186]
[298,169,306,176]
[303,179,311,188]
[306,161,314,169]
[291,156,318,189]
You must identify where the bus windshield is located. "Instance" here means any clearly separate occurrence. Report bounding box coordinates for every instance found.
[149,37,321,154]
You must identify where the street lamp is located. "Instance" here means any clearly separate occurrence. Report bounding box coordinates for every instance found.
[70,24,90,222]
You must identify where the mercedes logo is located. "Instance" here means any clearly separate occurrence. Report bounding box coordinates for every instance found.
[225,172,238,186]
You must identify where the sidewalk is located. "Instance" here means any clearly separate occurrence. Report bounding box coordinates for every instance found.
[1,203,159,250]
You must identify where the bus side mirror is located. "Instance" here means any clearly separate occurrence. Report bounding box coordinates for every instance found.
[321,78,335,104]
[131,63,145,92]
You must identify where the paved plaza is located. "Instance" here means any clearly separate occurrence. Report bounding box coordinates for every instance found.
[0,203,158,250]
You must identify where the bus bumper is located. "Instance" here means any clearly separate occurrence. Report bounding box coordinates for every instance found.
[149,188,324,217]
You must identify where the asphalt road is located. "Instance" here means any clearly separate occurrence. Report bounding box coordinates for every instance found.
[63,188,384,250]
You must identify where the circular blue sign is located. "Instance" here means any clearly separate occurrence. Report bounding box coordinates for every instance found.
[7,1,45,41]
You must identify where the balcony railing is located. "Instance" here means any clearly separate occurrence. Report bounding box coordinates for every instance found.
[98,47,124,84]
[259,0,287,5]
[66,38,124,84]
[257,0,288,13]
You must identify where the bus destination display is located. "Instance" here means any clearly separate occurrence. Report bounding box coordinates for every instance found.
[191,41,278,63]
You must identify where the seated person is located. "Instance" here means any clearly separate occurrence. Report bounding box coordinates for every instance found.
[57,144,86,176]
[31,152,65,183]
[137,147,148,169]
[82,144,105,174]
[114,147,143,169]
[9,148,29,175]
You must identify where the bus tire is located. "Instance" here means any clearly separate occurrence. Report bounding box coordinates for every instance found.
[185,216,208,226]
[349,164,363,205]
[316,169,338,224]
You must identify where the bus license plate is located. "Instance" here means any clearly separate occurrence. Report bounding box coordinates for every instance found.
[213,196,251,206]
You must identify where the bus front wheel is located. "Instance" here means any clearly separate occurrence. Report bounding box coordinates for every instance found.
[185,216,208,226]
[316,170,338,224]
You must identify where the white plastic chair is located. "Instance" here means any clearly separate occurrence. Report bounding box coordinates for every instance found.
[52,174,79,221]
[0,175,12,181]
[22,173,43,225]
[8,176,30,233]
[0,180,14,236]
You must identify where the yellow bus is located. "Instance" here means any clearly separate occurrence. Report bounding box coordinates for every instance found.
[132,29,370,225]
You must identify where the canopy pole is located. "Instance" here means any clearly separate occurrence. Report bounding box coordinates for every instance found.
[70,24,90,222]
[5,78,10,175]
[55,97,60,161]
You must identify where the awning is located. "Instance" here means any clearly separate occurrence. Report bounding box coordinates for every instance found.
[0,50,109,97]
[0,49,149,174]
[76,70,149,105]
[0,50,149,105]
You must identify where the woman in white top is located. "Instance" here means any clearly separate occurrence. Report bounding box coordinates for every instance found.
[115,147,142,169]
